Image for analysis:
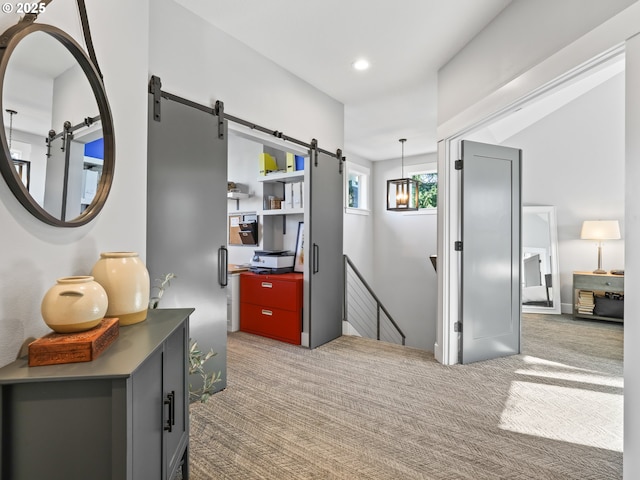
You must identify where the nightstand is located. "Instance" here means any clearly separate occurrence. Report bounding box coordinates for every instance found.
[573,271,624,322]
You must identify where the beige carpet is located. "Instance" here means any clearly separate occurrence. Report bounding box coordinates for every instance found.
[189,314,623,479]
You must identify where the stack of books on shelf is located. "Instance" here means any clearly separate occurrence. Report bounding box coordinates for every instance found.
[577,290,595,315]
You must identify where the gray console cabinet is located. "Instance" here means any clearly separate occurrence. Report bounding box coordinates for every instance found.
[0,308,192,480]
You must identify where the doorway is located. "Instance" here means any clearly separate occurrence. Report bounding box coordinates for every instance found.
[437,48,626,365]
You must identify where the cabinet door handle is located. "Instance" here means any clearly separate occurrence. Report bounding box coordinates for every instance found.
[164,391,175,432]
[218,246,228,287]
[261,282,273,288]
[261,309,273,316]
[605,281,611,286]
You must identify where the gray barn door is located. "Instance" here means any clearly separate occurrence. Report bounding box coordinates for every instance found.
[460,140,521,364]
[308,148,344,348]
[147,92,228,391]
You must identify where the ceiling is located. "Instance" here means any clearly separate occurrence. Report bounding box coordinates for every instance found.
[175,0,513,161]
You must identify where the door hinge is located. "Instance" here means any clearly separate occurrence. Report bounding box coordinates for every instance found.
[455,159,463,170]
[454,241,463,251]
[149,75,162,122]
[454,322,462,333]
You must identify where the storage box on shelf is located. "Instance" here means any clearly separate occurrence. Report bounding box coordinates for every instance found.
[573,271,624,322]
[239,271,303,344]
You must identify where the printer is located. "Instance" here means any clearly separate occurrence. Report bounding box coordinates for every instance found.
[250,250,294,274]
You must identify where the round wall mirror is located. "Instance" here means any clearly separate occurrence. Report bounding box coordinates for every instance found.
[0,22,114,227]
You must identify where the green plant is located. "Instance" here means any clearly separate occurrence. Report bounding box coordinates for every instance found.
[149,273,177,309]
[189,340,222,403]
[148,273,222,403]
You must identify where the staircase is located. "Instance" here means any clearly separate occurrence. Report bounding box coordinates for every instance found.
[343,255,405,345]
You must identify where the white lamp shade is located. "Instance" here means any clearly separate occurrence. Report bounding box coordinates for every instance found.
[580,220,621,240]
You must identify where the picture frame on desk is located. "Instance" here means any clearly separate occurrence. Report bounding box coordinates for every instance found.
[294,221,304,272]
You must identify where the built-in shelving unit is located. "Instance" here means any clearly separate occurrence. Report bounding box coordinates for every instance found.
[259,167,305,238]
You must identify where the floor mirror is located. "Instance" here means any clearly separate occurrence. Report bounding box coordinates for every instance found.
[522,205,561,314]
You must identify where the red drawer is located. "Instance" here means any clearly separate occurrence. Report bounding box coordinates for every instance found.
[240,302,301,345]
[240,272,303,311]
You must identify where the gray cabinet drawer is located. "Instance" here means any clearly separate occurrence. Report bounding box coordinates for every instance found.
[574,274,624,292]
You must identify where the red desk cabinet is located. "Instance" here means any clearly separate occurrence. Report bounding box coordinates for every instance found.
[239,272,303,345]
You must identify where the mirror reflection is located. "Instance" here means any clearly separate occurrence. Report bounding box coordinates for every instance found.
[522,205,561,314]
[2,29,104,222]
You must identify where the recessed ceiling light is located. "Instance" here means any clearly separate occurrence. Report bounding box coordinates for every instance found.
[352,59,370,71]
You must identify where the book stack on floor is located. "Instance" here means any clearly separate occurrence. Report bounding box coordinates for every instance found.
[577,290,595,315]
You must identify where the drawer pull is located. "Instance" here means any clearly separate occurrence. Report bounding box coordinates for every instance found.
[261,309,273,316]
[605,282,611,286]
[261,282,273,288]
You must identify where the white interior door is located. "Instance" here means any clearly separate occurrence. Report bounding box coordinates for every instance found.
[460,140,521,364]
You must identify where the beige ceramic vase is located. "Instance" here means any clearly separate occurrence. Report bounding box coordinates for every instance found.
[91,252,150,326]
[41,276,108,333]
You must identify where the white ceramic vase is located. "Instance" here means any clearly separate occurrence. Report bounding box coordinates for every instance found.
[41,276,108,333]
[91,252,150,326]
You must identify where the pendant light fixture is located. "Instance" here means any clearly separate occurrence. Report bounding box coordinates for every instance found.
[387,138,419,211]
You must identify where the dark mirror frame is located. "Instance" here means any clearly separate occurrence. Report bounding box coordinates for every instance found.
[0,21,114,227]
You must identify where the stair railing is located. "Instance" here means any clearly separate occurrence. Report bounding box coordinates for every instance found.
[343,255,405,345]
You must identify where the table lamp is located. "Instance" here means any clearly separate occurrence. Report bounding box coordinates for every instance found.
[580,220,620,274]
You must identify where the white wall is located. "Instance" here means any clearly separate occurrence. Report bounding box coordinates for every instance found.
[438,0,640,141]
[9,131,47,205]
[624,31,640,479]
[343,153,374,282]
[373,153,438,351]
[496,73,625,311]
[0,0,149,368]
[149,0,343,152]
[52,63,97,131]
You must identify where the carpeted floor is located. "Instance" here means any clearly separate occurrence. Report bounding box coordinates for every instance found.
[188,314,623,479]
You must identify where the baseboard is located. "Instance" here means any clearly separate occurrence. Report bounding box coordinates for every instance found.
[300,332,309,347]
[561,302,573,314]
[434,342,443,363]
[342,321,361,337]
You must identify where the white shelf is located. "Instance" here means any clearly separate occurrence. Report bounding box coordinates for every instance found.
[227,192,249,200]
[258,171,304,183]
[228,191,250,210]
[260,207,304,216]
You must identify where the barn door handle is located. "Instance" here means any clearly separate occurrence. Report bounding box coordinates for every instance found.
[313,243,320,274]
[218,246,228,287]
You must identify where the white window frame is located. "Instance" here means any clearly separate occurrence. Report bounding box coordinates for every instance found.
[345,163,370,215]
[402,162,438,215]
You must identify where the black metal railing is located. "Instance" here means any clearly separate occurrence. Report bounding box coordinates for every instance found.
[343,255,406,345]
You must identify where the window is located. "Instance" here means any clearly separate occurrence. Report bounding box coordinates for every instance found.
[412,172,437,209]
[346,164,369,214]
[403,163,437,214]
[348,173,361,208]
